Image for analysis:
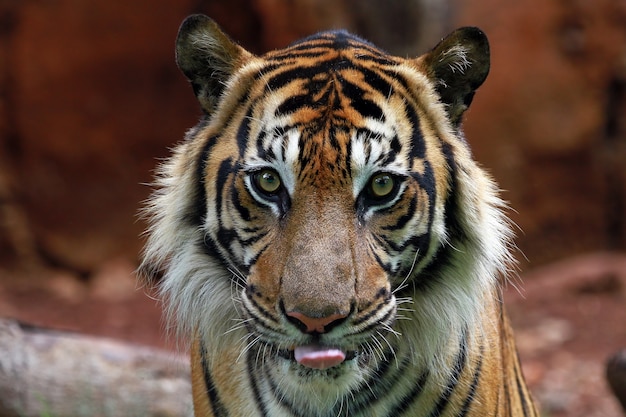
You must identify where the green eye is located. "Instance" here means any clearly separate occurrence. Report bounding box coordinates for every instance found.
[254,169,282,194]
[369,173,395,199]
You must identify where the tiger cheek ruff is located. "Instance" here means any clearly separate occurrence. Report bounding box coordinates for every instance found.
[140,14,539,417]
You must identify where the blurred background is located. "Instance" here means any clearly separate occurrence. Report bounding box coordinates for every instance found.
[0,0,625,416]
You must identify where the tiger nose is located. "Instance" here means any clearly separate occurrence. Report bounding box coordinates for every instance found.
[285,311,348,334]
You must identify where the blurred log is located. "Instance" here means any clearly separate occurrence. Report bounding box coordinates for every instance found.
[607,349,626,413]
[0,318,191,417]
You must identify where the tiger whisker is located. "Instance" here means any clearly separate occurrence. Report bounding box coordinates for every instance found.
[255,340,267,367]
[376,330,399,368]
[227,266,247,289]
[381,323,402,338]
[392,249,420,295]
[334,393,346,417]
[369,336,386,362]
[395,296,414,306]
[236,334,262,364]
[223,317,255,335]
[395,296,415,317]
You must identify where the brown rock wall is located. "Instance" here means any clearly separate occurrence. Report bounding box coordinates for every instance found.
[456,0,626,264]
[1,1,200,272]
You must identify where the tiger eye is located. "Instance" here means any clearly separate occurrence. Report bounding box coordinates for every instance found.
[370,173,394,198]
[255,169,282,194]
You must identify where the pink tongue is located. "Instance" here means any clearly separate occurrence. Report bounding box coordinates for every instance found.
[294,345,346,370]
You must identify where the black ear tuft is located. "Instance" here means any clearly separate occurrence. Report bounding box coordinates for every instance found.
[175,14,249,113]
[421,27,490,126]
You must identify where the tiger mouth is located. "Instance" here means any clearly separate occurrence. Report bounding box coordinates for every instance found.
[277,346,359,369]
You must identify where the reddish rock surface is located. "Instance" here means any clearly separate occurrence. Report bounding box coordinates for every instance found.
[456,0,626,264]
[0,1,201,272]
[506,252,626,417]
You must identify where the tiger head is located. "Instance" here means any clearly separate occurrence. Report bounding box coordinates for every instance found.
[141,14,512,403]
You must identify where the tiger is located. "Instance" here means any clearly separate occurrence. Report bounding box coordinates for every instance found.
[140,13,538,417]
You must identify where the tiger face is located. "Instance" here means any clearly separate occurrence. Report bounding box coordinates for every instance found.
[142,15,515,415]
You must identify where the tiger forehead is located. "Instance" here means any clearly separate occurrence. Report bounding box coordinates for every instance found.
[265,30,398,65]
[256,31,404,122]
[288,127,353,187]
[238,31,419,188]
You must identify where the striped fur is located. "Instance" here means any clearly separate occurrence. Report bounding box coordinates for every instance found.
[140,14,538,417]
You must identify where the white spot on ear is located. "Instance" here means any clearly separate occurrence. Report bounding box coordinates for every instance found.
[439,44,472,74]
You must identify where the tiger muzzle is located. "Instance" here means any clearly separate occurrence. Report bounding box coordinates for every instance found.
[279,198,357,330]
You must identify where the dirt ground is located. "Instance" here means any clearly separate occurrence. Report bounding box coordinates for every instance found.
[505,252,626,417]
[1,251,625,417]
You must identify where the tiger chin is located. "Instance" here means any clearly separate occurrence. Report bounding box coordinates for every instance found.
[140,14,539,417]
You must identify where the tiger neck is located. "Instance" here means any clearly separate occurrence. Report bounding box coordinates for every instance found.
[191,298,536,417]
[250,311,490,415]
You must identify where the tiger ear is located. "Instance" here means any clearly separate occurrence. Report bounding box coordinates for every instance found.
[175,14,251,113]
[419,27,490,126]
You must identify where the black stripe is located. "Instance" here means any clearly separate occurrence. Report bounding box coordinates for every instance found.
[426,330,469,417]
[184,132,215,227]
[369,235,395,273]
[412,142,464,290]
[357,66,394,100]
[440,142,466,242]
[502,368,512,415]
[339,77,385,121]
[269,50,333,60]
[515,366,531,416]
[409,159,436,199]
[381,192,418,232]
[242,242,269,268]
[347,354,415,415]
[390,135,402,154]
[382,68,412,95]
[236,106,253,159]
[387,369,430,415]
[215,227,237,257]
[405,101,425,160]
[381,232,429,255]
[330,30,362,50]
[354,53,397,66]
[254,128,274,161]
[231,184,252,222]
[245,292,282,330]
[265,368,307,417]
[458,343,485,417]
[266,64,326,93]
[214,158,237,256]
[351,299,392,327]
[200,341,229,417]
[276,93,315,116]
[285,34,337,50]
[199,237,241,283]
[238,231,268,248]
[246,351,270,417]
[215,158,234,224]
